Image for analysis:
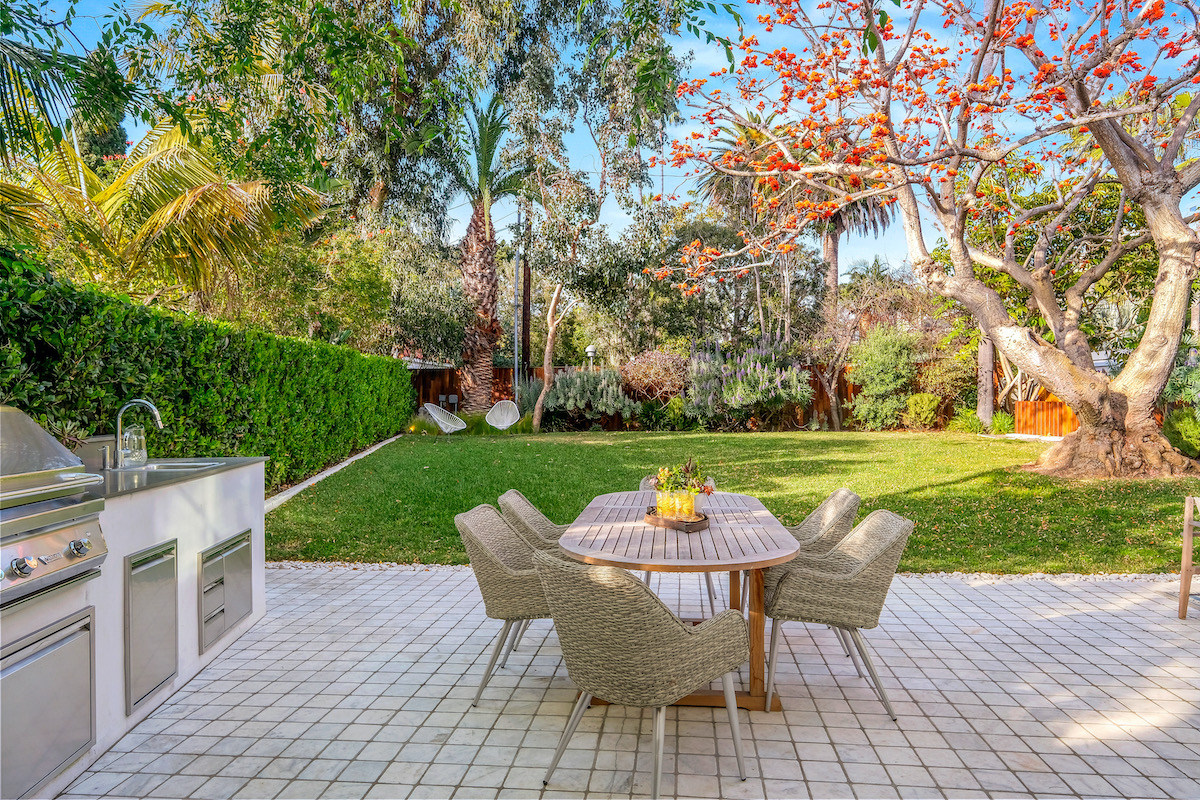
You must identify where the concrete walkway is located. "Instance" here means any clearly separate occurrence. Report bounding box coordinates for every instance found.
[62,566,1200,800]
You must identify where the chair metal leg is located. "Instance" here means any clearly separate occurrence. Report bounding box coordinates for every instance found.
[543,691,592,785]
[643,571,652,586]
[511,619,529,651]
[704,573,718,616]
[652,705,666,800]
[499,619,524,669]
[740,571,749,612]
[839,627,864,678]
[849,628,897,721]
[721,672,746,780]
[830,624,851,657]
[473,620,513,707]
[765,617,782,712]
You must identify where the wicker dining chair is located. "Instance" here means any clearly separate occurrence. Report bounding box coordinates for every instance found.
[764,509,914,720]
[498,489,567,552]
[762,488,862,602]
[532,550,747,799]
[455,504,551,706]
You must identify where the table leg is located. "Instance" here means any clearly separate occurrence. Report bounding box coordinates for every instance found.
[729,570,741,611]
[748,568,766,698]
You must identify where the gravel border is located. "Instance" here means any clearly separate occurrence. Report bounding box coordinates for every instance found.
[267,560,470,572]
[265,561,1178,582]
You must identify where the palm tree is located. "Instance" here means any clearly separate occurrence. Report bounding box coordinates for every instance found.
[1,118,324,307]
[446,96,532,412]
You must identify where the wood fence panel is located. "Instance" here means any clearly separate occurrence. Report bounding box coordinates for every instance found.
[1015,400,1079,437]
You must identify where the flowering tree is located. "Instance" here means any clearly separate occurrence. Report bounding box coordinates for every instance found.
[664,0,1200,476]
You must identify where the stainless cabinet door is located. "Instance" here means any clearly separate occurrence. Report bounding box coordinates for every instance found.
[126,545,177,714]
[1,611,94,800]
[222,538,253,628]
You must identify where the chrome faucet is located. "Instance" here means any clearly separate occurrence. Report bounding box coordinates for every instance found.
[115,399,164,468]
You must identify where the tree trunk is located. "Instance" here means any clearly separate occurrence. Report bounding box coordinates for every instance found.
[459,202,500,413]
[977,333,994,428]
[521,212,532,379]
[815,365,842,431]
[532,284,564,433]
[821,225,840,321]
[752,265,766,337]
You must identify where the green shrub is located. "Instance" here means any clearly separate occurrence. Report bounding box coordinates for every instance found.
[989,411,1015,435]
[0,257,415,491]
[901,393,940,430]
[946,408,985,433]
[848,325,923,430]
[544,369,637,427]
[686,339,814,431]
[638,395,690,431]
[1164,407,1200,458]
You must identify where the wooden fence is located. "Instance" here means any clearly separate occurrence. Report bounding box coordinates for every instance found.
[1015,400,1080,437]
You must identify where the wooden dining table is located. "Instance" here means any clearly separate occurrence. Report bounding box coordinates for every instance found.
[558,490,799,711]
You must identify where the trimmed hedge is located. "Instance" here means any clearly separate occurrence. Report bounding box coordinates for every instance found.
[0,256,415,491]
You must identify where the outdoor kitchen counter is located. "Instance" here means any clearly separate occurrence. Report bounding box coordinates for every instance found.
[26,455,268,799]
[85,456,269,500]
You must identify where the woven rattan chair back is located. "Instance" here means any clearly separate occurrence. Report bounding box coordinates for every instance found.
[455,504,544,621]
[533,550,747,708]
[818,509,912,577]
[498,489,564,551]
[791,487,860,548]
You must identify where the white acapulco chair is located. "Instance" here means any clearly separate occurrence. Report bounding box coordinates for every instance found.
[485,400,521,431]
[424,403,466,433]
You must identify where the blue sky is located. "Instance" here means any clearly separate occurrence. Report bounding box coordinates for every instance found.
[65,0,909,276]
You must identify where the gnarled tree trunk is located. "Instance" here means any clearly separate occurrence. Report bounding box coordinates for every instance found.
[459,203,500,413]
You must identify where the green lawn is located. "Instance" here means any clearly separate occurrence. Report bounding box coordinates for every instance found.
[265,431,1198,573]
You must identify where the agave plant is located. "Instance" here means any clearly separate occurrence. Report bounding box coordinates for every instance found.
[0,117,325,306]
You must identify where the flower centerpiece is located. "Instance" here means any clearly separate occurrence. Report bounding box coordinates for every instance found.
[648,458,714,521]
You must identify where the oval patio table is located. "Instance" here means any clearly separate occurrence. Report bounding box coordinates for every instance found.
[558,490,799,711]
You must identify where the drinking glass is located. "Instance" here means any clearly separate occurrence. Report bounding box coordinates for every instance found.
[123,425,147,466]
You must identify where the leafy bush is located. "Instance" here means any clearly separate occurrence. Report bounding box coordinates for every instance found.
[620,350,689,402]
[1164,407,1200,458]
[848,325,923,430]
[919,354,976,403]
[946,408,986,433]
[686,339,814,430]
[989,411,1015,435]
[901,393,940,430]
[544,369,638,426]
[517,377,543,417]
[638,396,690,431]
[0,256,415,491]
[1164,363,1200,411]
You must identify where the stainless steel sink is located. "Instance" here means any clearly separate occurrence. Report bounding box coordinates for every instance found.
[122,461,222,472]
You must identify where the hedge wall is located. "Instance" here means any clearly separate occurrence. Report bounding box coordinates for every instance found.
[0,256,415,491]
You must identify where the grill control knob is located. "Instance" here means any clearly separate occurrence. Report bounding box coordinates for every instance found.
[9,557,37,577]
[67,538,93,557]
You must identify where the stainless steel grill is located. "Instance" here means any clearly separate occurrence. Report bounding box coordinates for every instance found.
[1,406,108,605]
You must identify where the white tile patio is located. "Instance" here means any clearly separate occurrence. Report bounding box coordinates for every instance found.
[63,565,1200,800]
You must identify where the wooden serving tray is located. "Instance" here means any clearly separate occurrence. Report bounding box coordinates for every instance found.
[644,506,710,532]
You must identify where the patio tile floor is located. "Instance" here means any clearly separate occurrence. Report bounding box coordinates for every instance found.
[62,565,1200,800]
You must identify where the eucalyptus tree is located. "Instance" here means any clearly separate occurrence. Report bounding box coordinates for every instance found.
[446,96,532,412]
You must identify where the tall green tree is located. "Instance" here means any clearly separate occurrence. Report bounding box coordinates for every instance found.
[446,96,531,411]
